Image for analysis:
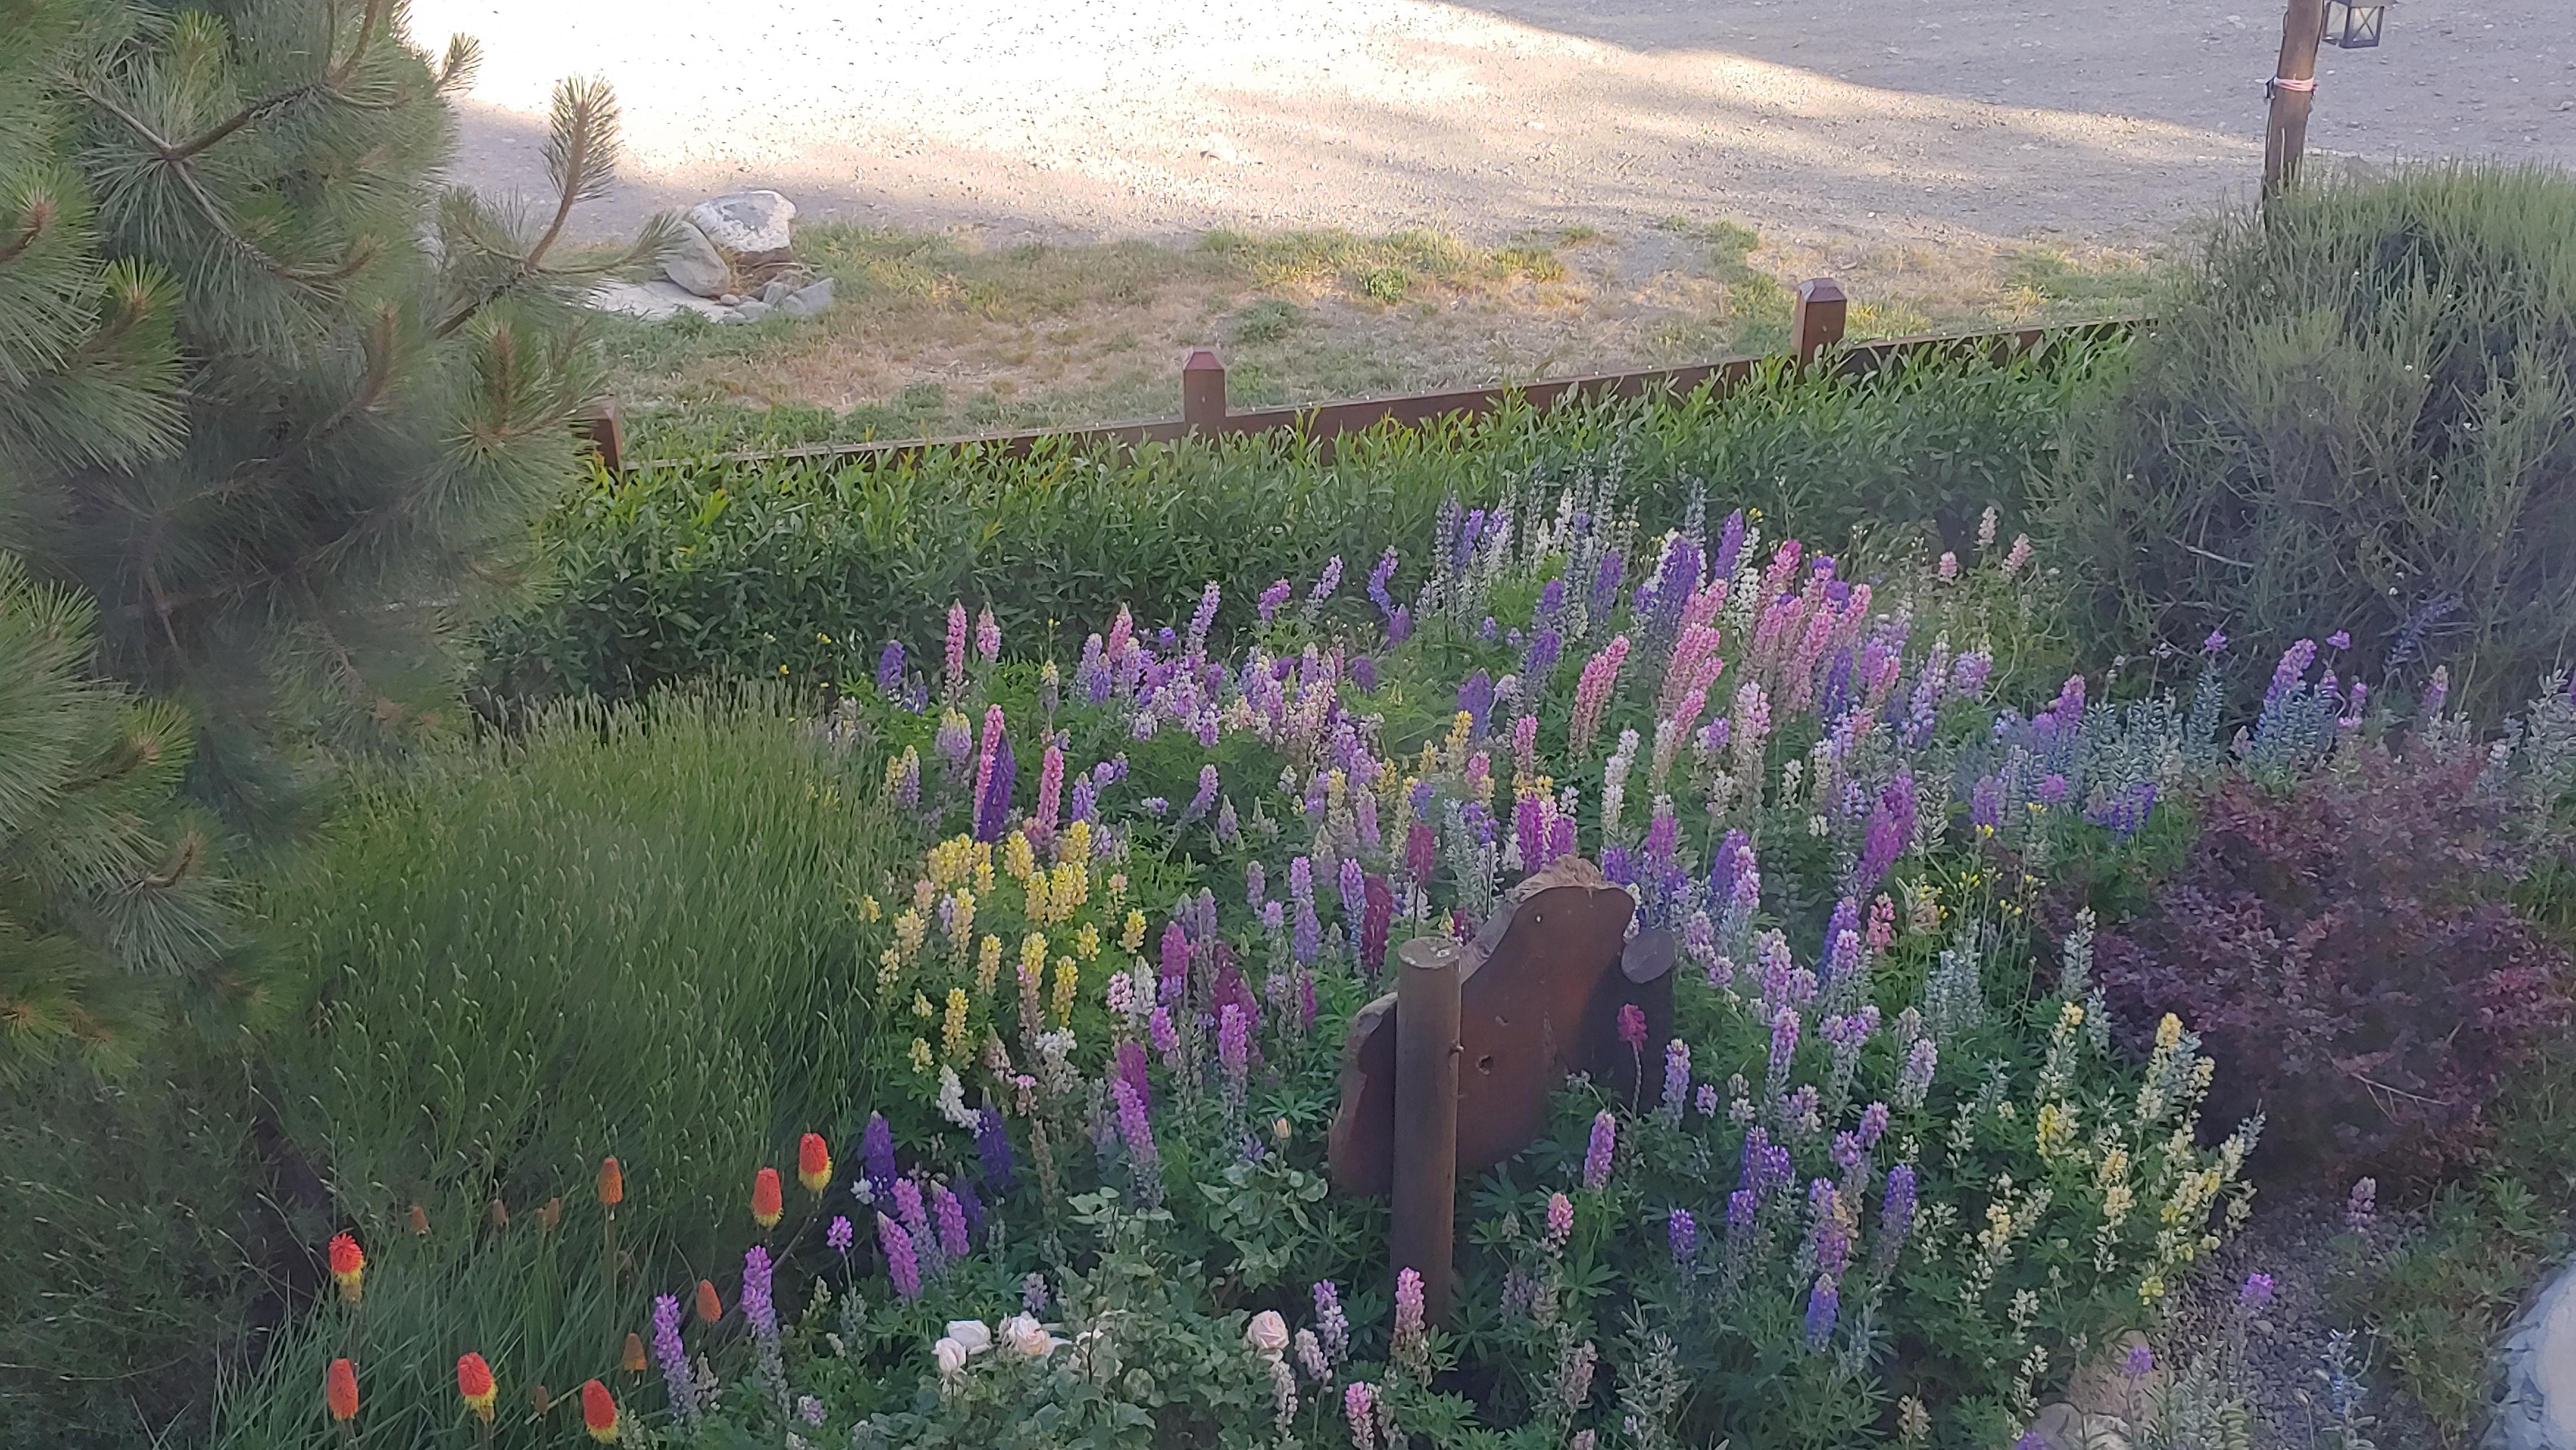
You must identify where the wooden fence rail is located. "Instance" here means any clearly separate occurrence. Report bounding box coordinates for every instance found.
[585,277,2142,477]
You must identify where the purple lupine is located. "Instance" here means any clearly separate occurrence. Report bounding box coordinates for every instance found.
[932,1182,971,1259]
[892,1178,935,1271]
[1668,1208,1697,1263]
[875,641,905,696]
[974,732,1017,843]
[1725,1188,1758,1266]
[1896,1038,1937,1110]
[743,1245,779,1338]
[827,1215,855,1255]
[1853,767,1915,890]
[2240,1272,2276,1311]
[877,1213,921,1299]
[1310,556,1344,608]
[1352,654,1378,690]
[977,1105,1016,1195]
[1148,1003,1179,1057]
[1804,1275,1839,1348]
[1293,895,1321,966]
[1245,858,1267,909]
[1218,1004,1250,1085]
[652,1293,698,1429]
[944,602,968,694]
[863,1113,897,1200]
[1339,857,1367,922]
[1877,1164,1917,1266]
[1367,549,1400,620]
[1314,1280,1351,1363]
[1391,1267,1427,1373]
[1830,1132,1866,1174]
[1857,1101,1891,1149]
[1582,1111,1618,1189]
[1768,1007,1801,1088]
[1697,1083,1720,1117]
[1112,1077,1161,1187]
[1345,1383,1378,1450]
[2125,1344,2156,1379]
[974,607,1000,664]
[1258,579,1293,625]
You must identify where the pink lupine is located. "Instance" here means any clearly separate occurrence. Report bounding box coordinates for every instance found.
[945,601,968,696]
[1569,635,1631,757]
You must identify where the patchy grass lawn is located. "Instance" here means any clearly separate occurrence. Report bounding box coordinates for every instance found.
[599,221,2162,457]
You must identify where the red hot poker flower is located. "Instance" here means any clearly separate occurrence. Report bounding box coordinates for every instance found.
[325,1358,359,1422]
[580,1378,620,1442]
[751,1167,783,1228]
[797,1133,832,1194]
[326,1232,365,1304]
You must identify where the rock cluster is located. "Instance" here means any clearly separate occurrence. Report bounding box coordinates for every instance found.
[592,189,837,325]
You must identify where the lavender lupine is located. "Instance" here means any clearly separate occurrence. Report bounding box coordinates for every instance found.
[1895,1038,1937,1111]
[826,1215,854,1255]
[1697,1083,1720,1118]
[1805,1275,1840,1349]
[1660,1038,1692,1122]
[742,1245,790,1412]
[1767,1006,1801,1096]
[1295,1329,1329,1383]
[1545,1191,1574,1250]
[652,1293,698,1430]
[1258,579,1293,625]
[876,641,905,696]
[1582,1111,1618,1189]
[1668,1208,1697,1264]
[1314,1281,1351,1364]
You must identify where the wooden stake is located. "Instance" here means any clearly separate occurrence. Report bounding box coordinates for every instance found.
[1791,278,1848,367]
[1180,349,1228,437]
[2263,0,2329,197]
[1391,934,1463,1326]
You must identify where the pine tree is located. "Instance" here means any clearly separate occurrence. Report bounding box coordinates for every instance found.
[0,0,663,813]
[0,551,227,1081]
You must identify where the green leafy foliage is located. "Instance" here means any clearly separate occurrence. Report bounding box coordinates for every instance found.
[473,342,2110,712]
[2051,163,2576,719]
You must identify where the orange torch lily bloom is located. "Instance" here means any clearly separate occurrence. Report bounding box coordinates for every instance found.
[456,1352,497,1421]
[596,1156,625,1208]
[797,1133,832,1194]
[621,1332,647,1373]
[751,1167,783,1228]
[325,1357,359,1422]
[326,1232,365,1304]
[694,1278,721,1324]
[580,1379,620,1442]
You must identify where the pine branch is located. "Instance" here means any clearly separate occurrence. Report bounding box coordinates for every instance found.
[435,35,482,95]
[159,0,393,163]
[430,76,640,340]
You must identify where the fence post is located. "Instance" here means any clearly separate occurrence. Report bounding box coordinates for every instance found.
[1391,934,1463,1327]
[579,398,625,474]
[1791,278,1848,366]
[1181,349,1228,436]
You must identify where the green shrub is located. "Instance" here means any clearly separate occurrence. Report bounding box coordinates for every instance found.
[2051,164,2576,717]
[474,343,2108,708]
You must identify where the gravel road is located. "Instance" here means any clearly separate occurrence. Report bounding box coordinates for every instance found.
[412,0,2574,252]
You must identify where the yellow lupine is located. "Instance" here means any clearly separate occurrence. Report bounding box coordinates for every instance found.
[942,989,971,1061]
[1073,923,1101,961]
[974,860,995,896]
[975,935,1004,1000]
[1120,909,1146,953]
[947,889,976,945]
[1048,861,1088,918]
[1052,958,1078,1026]
[1105,872,1126,903]
[2154,1013,2183,1050]
[1061,819,1092,866]
[2034,1102,2076,1159]
[1024,869,1055,924]
[1003,832,1037,883]
[912,991,934,1019]
[891,910,926,963]
[1020,933,1048,985]
[908,1037,933,1073]
[857,894,881,923]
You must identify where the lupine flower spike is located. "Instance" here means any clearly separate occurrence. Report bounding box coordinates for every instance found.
[798,1133,833,1193]
[326,1232,364,1305]
[751,1167,784,1229]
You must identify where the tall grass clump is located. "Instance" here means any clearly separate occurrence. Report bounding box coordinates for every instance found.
[2052,164,2576,717]
[266,689,895,1245]
[474,341,2108,709]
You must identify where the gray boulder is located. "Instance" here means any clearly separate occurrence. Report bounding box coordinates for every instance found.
[736,299,773,322]
[780,277,835,319]
[759,277,796,304]
[661,221,732,299]
[2489,1261,2576,1449]
[687,190,796,271]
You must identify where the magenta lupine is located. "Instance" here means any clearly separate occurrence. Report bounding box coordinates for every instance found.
[1406,820,1437,885]
[652,1293,697,1429]
[1360,875,1393,977]
[1391,1267,1428,1375]
[1618,1003,1647,1052]
[944,602,968,697]
[1218,1004,1250,1086]
[974,605,1000,664]
[1035,744,1065,836]
[1582,1110,1617,1189]
[1804,1275,1840,1348]
[1345,1383,1378,1450]
[1545,1190,1575,1249]
[932,1183,970,1259]
[877,1213,921,1299]
[972,705,1006,816]
[1668,1208,1697,1263]
[1149,1004,1179,1058]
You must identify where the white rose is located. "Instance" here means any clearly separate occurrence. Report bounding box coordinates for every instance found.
[944,1319,994,1357]
[932,1336,969,1379]
[1244,1310,1289,1358]
[1001,1313,1060,1360]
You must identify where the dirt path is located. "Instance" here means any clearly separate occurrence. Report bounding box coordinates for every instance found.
[414,0,2572,255]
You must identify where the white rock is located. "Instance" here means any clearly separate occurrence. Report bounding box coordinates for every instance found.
[780,277,835,319]
[687,190,796,268]
[589,279,733,322]
[661,221,733,298]
[2490,1262,2576,1449]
